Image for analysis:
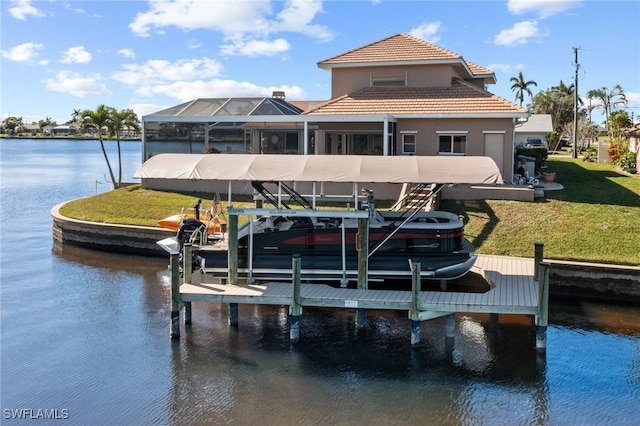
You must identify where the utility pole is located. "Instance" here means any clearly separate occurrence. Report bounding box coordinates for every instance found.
[573,47,579,159]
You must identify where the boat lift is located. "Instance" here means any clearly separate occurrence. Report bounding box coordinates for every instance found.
[135,154,504,287]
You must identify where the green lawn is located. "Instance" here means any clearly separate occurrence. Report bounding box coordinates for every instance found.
[59,156,640,266]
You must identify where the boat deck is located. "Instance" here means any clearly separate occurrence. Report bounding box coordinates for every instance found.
[180,254,540,318]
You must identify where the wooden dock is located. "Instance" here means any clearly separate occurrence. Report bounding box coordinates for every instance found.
[180,254,539,317]
[171,251,550,350]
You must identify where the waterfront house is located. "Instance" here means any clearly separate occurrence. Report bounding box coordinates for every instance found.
[141,33,529,198]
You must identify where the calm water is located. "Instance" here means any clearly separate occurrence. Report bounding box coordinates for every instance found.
[1,139,638,425]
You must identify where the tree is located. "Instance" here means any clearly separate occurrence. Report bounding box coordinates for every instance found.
[37,117,56,133]
[607,110,631,140]
[510,71,537,106]
[81,105,118,188]
[71,109,85,134]
[531,80,580,138]
[1,116,23,135]
[586,85,627,131]
[106,108,141,186]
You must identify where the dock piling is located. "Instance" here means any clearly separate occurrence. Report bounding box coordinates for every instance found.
[229,303,239,327]
[534,242,544,282]
[183,244,192,324]
[170,253,181,339]
[536,261,550,352]
[410,261,421,347]
[290,255,302,342]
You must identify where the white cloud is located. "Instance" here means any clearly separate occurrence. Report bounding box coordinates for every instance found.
[274,0,333,42]
[117,48,136,59]
[8,0,44,20]
[220,38,290,57]
[43,71,112,97]
[0,42,43,62]
[135,79,306,102]
[129,0,273,37]
[409,22,442,44]
[128,0,333,57]
[507,0,582,19]
[487,63,526,74]
[60,46,92,64]
[494,21,545,47]
[112,58,223,85]
[187,39,201,49]
[625,92,640,109]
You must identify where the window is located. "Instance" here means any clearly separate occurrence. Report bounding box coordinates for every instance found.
[401,132,416,155]
[437,132,467,155]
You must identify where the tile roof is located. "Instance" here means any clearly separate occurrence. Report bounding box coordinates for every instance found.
[305,78,528,116]
[317,33,494,79]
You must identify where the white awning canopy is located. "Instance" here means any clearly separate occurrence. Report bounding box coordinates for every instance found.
[134,154,503,185]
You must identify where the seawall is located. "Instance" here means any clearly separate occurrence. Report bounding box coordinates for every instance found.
[51,203,640,304]
[51,202,173,257]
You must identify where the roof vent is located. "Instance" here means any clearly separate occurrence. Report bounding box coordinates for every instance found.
[272,91,285,100]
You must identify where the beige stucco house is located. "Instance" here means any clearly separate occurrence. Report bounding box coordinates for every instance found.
[141,33,529,192]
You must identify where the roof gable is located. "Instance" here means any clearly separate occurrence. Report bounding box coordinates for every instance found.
[317,33,495,82]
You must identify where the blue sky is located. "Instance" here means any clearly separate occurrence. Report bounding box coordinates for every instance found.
[1,0,638,126]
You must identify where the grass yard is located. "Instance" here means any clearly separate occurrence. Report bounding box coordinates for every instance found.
[59,156,640,266]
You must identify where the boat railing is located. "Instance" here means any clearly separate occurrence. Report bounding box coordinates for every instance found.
[369,184,445,258]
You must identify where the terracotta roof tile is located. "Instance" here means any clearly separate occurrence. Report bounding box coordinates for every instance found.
[305,79,528,116]
[318,33,461,65]
[318,33,493,79]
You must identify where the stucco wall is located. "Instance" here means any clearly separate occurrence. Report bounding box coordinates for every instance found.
[330,64,459,98]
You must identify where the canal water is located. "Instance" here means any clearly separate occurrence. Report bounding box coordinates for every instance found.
[1,139,638,425]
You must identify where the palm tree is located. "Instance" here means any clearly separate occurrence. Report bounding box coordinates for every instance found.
[81,105,117,188]
[586,85,627,131]
[107,108,141,186]
[510,71,537,106]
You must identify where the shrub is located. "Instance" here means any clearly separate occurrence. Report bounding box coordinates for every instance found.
[582,147,598,163]
[615,151,637,173]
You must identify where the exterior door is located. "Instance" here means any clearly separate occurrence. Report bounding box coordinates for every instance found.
[484,133,505,175]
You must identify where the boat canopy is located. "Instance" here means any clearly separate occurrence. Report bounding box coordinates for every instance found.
[134,154,503,184]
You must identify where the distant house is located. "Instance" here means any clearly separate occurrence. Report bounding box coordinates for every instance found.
[50,124,77,136]
[142,33,528,187]
[23,124,40,135]
[514,114,553,148]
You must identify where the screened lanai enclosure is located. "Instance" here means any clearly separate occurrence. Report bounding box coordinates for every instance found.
[141,96,396,160]
[142,97,305,158]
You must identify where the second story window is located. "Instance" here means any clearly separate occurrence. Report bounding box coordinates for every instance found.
[437,132,467,155]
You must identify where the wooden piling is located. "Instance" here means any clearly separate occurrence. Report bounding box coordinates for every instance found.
[410,261,421,346]
[183,244,192,324]
[228,214,238,286]
[534,242,544,282]
[357,218,369,329]
[445,314,456,339]
[170,253,181,339]
[290,255,302,342]
[227,214,239,326]
[536,261,550,352]
[228,303,238,327]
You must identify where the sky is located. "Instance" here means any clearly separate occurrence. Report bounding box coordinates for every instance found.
[1,0,639,127]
